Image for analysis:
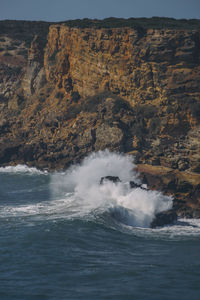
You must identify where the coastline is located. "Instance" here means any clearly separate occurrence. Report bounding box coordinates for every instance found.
[0,18,199,218]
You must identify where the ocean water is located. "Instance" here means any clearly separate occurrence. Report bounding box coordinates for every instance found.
[0,150,200,300]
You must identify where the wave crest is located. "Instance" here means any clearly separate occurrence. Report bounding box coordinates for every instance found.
[0,164,48,175]
[51,150,173,228]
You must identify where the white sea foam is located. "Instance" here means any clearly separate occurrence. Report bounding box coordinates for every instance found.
[131,218,200,240]
[0,151,173,228]
[1,151,199,236]
[50,150,173,228]
[0,164,48,175]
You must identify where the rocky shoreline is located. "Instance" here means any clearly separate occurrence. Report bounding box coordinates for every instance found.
[0,18,199,219]
[136,164,200,218]
[100,175,178,228]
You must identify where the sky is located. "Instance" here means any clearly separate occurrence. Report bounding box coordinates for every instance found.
[1,0,200,22]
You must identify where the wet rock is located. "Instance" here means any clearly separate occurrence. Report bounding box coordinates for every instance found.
[100,176,121,185]
[129,181,147,190]
[136,164,200,218]
[151,209,178,228]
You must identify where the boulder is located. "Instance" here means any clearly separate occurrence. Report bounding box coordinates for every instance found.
[129,181,147,190]
[100,176,121,185]
[151,209,177,228]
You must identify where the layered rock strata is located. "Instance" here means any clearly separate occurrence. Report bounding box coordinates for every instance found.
[0,19,200,216]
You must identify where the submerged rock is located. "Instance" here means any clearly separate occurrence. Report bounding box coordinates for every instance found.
[151,209,178,228]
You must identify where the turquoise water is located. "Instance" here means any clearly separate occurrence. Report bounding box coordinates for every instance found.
[0,153,200,300]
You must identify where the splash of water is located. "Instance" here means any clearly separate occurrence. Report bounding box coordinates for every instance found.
[0,151,173,228]
[0,164,48,175]
[51,150,173,228]
[2,151,200,236]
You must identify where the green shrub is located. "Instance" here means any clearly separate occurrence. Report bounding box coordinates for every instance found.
[61,17,200,30]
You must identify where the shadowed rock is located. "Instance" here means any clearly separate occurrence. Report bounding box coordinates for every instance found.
[151,209,178,228]
[100,176,121,185]
[129,181,148,190]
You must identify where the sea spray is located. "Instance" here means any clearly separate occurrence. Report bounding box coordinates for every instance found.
[51,150,173,228]
[51,150,138,195]
[0,164,48,175]
[1,152,200,234]
[1,160,200,300]
[0,151,173,227]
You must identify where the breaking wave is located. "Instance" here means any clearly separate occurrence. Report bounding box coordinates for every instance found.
[1,151,200,238]
[0,164,48,175]
[50,150,172,228]
[0,151,173,229]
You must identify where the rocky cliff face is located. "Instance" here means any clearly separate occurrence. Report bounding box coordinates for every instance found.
[0,19,200,216]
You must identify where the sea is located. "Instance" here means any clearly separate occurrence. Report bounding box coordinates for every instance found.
[0,150,200,300]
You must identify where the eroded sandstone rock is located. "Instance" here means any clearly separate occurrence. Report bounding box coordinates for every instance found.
[0,19,200,216]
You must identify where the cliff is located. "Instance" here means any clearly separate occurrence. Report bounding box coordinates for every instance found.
[0,18,200,216]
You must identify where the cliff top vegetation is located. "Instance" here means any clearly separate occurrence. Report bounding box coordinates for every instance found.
[1,17,200,34]
[61,17,200,30]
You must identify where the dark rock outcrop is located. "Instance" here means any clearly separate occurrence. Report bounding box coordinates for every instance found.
[100,175,177,227]
[136,164,200,218]
[100,176,121,185]
[129,181,147,190]
[151,209,178,228]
